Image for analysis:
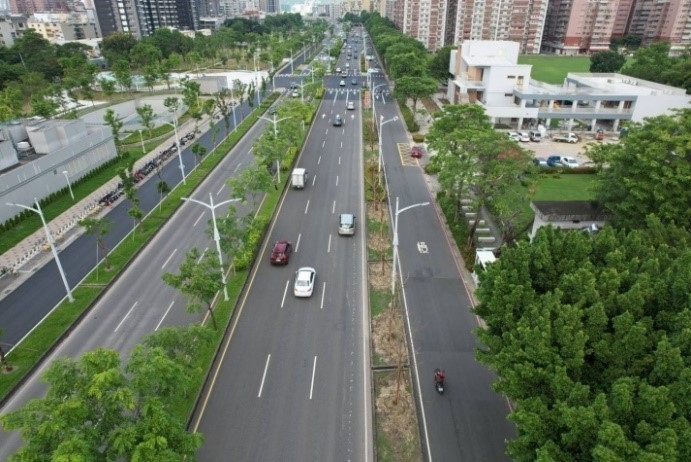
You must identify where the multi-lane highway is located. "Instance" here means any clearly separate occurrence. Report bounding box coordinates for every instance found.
[191,50,372,461]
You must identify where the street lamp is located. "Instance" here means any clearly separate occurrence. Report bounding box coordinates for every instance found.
[229,86,238,132]
[7,200,74,302]
[391,197,429,294]
[138,129,146,154]
[297,79,308,104]
[62,170,74,200]
[290,48,294,74]
[378,115,399,172]
[163,118,186,185]
[253,50,262,106]
[181,194,240,301]
[259,113,292,183]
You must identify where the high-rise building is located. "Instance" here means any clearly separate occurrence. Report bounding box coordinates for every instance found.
[624,0,691,54]
[387,0,547,53]
[93,0,141,36]
[541,0,618,54]
[137,0,196,35]
[9,0,69,14]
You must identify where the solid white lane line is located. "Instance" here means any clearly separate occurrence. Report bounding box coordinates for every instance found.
[198,248,207,262]
[281,280,289,308]
[258,354,271,398]
[336,175,339,187]
[318,155,321,164]
[296,233,302,252]
[304,200,310,214]
[312,175,317,186]
[216,184,225,195]
[114,301,138,332]
[155,300,175,330]
[193,211,205,227]
[161,248,177,269]
[320,282,326,310]
[309,356,318,400]
[327,234,332,253]
[332,200,336,214]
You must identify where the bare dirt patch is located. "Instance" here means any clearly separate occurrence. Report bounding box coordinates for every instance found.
[368,261,391,292]
[376,373,421,461]
[372,298,407,365]
[367,201,389,224]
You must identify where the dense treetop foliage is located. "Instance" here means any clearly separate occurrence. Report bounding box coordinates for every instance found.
[475,220,691,461]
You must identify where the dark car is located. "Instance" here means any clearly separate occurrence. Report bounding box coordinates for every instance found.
[411,145,424,158]
[351,78,358,86]
[270,240,292,265]
[268,106,277,115]
[333,115,343,126]
[547,155,563,167]
[533,157,549,168]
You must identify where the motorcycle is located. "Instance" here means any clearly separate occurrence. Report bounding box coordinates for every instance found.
[434,369,445,395]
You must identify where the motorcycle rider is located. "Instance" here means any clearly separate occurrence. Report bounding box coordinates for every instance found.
[434,369,445,386]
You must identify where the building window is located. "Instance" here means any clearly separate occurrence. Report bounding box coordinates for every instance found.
[507,75,516,79]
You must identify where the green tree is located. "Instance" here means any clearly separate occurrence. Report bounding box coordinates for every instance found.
[156,180,170,211]
[100,31,138,64]
[393,75,437,113]
[475,221,691,461]
[98,77,116,97]
[0,86,24,122]
[30,91,59,118]
[135,103,155,137]
[130,42,162,71]
[622,42,672,82]
[103,108,124,155]
[429,45,453,81]
[228,165,273,210]
[163,248,224,330]
[590,50,626,73]
[586,108,691,230]
[111,59,132,92]
[78,217,113,270]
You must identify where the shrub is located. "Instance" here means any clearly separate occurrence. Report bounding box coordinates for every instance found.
[412,134,425,143]
[398,101,420,132]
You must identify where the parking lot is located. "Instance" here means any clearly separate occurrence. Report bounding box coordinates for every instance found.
[517,134,619,166]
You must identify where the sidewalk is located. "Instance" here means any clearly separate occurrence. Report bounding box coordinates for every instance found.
[0,114,210,301]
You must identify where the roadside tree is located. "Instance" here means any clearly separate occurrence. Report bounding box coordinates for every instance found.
[393,75,437,113]
[475,220,691,461]
[589,50,626,73]
[135,103,155,137]
[163,247,224,330]
[586,108,691,230]
[78,217,113,270]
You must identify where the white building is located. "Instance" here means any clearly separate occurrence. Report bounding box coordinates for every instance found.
[448,40,691,131]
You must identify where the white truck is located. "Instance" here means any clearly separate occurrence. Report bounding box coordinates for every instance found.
[552,132,579,143]
[291,168,307,189]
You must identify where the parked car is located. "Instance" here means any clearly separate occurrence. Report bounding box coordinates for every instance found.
[291,90,299,98]
[347,101,355,110]
[561,156,580,168]
[333,115,343,126]
[294,267,316,297]
[507,132,521,142]
[517,132,531,142]
[553,132,579,143]
[268,106,277,115]
[533,157,549,168]
[269,240,292,265]
[529,130,542,142]
[411,145,424,158]
[547,155,563,167]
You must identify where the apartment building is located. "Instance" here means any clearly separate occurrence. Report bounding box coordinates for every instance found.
[28,12,99,42]
[93,0,142,36]
[624,0,691,55]
[541,0,617,54]
[447,40,691,132]
[388,0,547,53]
[9,0,69,14]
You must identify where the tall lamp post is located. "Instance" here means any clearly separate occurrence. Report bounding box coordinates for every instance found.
[391,197,429,294]
[62,170,74,200]
[378,115,398,172]
[7,200,74,302]
[181,194,240,301]
[253,50,262,106]
[259,113,292,183]
[290,48,294,74]
[229,86,238,132]
[164,118,186,185]
[138,129,146,154]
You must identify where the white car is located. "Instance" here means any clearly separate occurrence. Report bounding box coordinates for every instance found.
[339,80,346,87]
[507,132,521,142]
[561,156,580,168]
[294,267,316,297]
[517,132,531,142]
[347,101,355,110]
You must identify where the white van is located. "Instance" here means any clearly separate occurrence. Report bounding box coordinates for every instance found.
[529,130,542,142]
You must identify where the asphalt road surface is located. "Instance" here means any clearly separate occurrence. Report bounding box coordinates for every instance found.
[190,59,372,461]
[370,70,517,459]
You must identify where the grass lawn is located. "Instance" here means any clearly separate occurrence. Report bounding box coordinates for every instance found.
[518,55,591,84]
[533,173,599,200]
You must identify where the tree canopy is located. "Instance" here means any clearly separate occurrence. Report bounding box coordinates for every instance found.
[586,108,691,230]
[475,219,691,461]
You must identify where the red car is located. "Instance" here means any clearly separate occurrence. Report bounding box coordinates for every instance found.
[270,240,292,265]
[411,145,424,158]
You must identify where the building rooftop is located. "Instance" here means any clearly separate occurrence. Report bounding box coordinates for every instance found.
[531,200,612,222]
